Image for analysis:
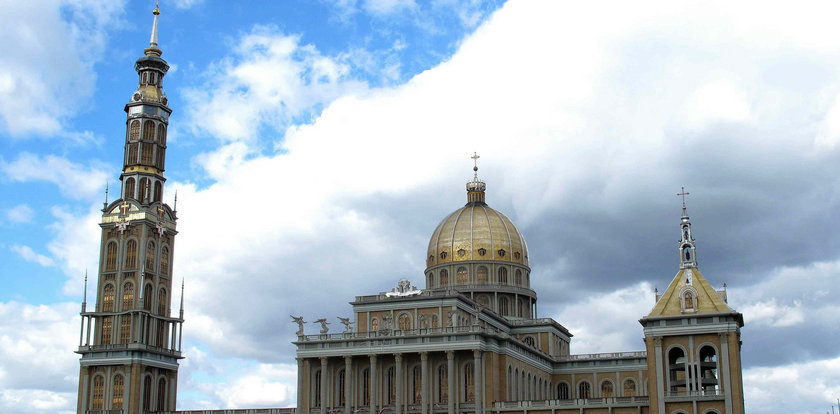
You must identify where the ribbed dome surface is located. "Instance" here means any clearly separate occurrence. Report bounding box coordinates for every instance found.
[426,203,528,268]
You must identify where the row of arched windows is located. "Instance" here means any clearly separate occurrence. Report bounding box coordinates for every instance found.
[100,281,167,315]
[90,373,165,411]
[553,378,637,400]
[139,70,163,87]
[314,361,477,408]
[370,313,441,331]
[427,266,529,288]
[668,345,719,394]
[104,239,170,275]
[123,176,163,203]
[128,120,167,145]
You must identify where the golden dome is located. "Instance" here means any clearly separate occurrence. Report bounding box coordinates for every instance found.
[426,202,529,268]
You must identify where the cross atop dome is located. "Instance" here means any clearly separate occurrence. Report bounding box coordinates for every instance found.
[466,152,486,204]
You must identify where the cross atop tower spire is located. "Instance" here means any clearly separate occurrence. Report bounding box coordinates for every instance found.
[677,186,690,218]
[471,152,480,181]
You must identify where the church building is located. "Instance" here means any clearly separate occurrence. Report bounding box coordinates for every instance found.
[75,6,746,414]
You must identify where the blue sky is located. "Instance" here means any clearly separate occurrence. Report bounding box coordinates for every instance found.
[3,1,840,413]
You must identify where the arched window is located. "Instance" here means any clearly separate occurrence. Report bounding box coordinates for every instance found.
[125,177,136,200]
[456,267,468,284]
[103,284,115,312]
[338,368,346,406]
[157,378,166,410]
[463,362,475,402]
[144,284,153,311]
[398,313,411,330]
[138,178,150,202]
[314,369,322,406]
[142,376,152,411]
[158,288,167,316]
[515,269,522,285]
[91,375,104,410]
[129,120,141,141]
[440,269,449,286]
[146,241,155,271]
[125,240,137,268]
[386,366,395,404]
[157,123,167,145]
[601,380,614,397]
[156,147,166,170]
[578,381,591,399]
[699,345,719,393]
[438,364,448,403]
[477,266,488,284]
[668,347,688,393]
[370,318,379,331]
[101,316,112,344]
[105,242,118,271]
[141,143,153,165]
[498,267,508,284]
[127,143,139,165]
[160,247,170,275]
[143,120,155,141]
[557,382,569,399]
[499,296,509,315]
[112,374,124,409]
[154,181,162,202]
[623,379,636,397]
[122,282,134,309]
[120,315,131,343]
[412,365,422,403]
[427,272,434,288]
[362,368,370,405]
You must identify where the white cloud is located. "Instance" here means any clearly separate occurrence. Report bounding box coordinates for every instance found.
[214,363,297,408]
[741,298,805,328]
[5,204,33,223]
[744,356,840,414]
[0,153,108,201]
[172,0,204,9]
[46,206,104,296]
[0,0,124,137]
[10,245,55,267]
[0,301,79,414]
[363,0,416,15]
[182,27,368,147]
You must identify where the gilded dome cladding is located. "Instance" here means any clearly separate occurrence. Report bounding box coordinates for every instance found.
[426,203,529,268]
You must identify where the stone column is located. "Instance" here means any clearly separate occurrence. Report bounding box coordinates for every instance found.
[321,357,329,414]
[370,355,378,414]
[720,333,733,414]
[345,356,352,414]
[420,352,429,414]
[297,358,305,412]
[395,354,403,414]
[653,337,665,414]
[473,350,482,414]
[446,351,455,414]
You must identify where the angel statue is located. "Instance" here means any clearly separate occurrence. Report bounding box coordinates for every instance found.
[447,310,458,327]
[337,316,354,333]
[290,315,306,336]
[315,318,331,334]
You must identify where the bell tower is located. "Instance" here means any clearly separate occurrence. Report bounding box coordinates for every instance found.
[640,190,745,414]
[76,4,184,414]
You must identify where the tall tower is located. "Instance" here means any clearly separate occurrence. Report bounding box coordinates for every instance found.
[640,191,745,414]
[76,4,184,414]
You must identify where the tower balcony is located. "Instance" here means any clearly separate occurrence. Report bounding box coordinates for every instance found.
[77,342,182,358]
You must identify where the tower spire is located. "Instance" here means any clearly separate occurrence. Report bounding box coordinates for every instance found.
[81,270,88,312]
[179,278,185,319]
[677,187,697,269]
[146,1,162,57]
[466,152,486,205]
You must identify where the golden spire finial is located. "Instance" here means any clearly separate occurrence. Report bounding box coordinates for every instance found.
[466,152,486,204]
[146,0,161,55]
[471,152,480,181]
